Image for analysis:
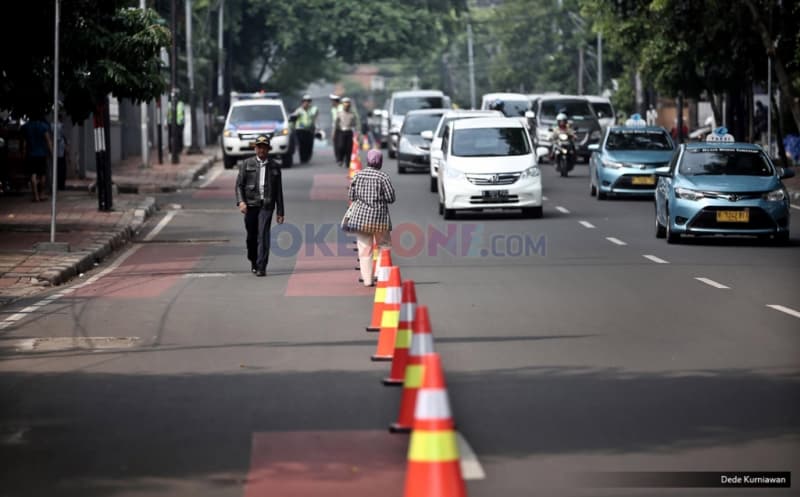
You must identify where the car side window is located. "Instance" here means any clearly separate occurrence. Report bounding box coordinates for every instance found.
[441,125,450,157]
[668,146,682,174]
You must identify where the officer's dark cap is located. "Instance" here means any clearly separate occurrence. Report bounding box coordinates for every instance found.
[254,135,270,147]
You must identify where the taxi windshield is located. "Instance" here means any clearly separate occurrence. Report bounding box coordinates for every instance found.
[606,130,672,151]
[679,149,774,176]
[452,127,530,157]
[229,105,284,124]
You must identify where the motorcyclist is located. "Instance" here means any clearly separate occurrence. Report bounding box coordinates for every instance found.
[550,112,576,163]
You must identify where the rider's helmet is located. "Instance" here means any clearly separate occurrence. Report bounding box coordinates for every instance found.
[556,112,568,127]
[489,99,505,113]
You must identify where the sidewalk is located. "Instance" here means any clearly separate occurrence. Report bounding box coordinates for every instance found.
[0,147,219,305]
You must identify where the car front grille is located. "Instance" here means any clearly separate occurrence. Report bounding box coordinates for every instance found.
[469,195,520,204]
[465,173,521,186]
[688,206,776,230]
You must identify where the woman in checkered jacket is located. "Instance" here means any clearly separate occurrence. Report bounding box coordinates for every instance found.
[348,149,396,287]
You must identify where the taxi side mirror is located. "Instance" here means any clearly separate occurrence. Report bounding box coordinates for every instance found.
[421,130,434,141]
[654,166,671,177]
[779,167,795,180]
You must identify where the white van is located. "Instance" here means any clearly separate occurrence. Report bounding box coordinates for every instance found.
[437,117,542,219]
[480,93,532,119]
[387,90,450,158]
[585,95,615,130]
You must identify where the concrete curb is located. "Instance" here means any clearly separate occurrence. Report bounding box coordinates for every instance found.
[36,196,158,286]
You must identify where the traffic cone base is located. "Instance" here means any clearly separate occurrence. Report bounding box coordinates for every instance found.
[366,249,392,332]
[389,360,425,432]
[372,267,401,361]
[404,461,466,497]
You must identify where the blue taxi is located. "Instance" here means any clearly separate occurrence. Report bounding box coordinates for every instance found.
[589,114,675,199]
[654,128,794,243]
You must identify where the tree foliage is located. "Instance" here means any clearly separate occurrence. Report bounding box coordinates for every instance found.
[0,1,171,122]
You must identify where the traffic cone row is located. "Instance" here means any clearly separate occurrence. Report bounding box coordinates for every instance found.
[349,134,363,181]
[357,245,468,496]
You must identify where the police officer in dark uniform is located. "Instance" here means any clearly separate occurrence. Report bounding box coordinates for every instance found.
[235,135,285,276]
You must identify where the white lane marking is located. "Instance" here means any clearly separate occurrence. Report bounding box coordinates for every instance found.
[143,210,177,242]
[555,206,570,214]
[199,165,224,188]
[790,204,800,211]
[578,220,596,229]
[605,237,627,246]
[0,210,178,330]
[457,432,486,480]
[542,196,549,201]
[766,305,800,319]
[181,272,229,279]
[695,277,730,289]
[643,254,669,264]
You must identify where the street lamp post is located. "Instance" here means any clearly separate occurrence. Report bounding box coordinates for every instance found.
[170,0,179,164]
[186,0,201,154]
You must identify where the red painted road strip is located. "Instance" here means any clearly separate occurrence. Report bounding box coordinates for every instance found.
[310,174,350,201]
[285,243,373,297]
[73,244,206,298]
[193,171,235,199]
[244,430,406,497]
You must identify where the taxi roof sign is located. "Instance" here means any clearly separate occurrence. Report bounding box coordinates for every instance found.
[624,113,646,127]
[706,126,735,142]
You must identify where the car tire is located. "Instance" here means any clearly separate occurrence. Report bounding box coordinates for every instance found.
[223,154,237,169]
[590,181,597,197]
[655,208,666,239]
[775,231,790,246]
[438,201,444,216]
[430,177,438,193]
[398,165,406,174]
[522,206,543,219]
[665,206,680,244]
[388,148,397,159]
[597,188,607,200]
[443,207,455,220]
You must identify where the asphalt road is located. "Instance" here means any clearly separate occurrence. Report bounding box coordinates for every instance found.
[1,144,798,497]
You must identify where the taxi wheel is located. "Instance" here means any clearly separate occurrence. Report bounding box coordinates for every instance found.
[597,188,607,200]
[665,206,680,244]
[775,232,790,246]
[655,209,666,239]
[430,177,438,193]
[590,180,597,197]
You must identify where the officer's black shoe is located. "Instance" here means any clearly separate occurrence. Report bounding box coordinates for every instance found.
[255,270,266,277]
[251,264,257,274]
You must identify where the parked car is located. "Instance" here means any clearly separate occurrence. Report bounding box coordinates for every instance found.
[221,94,291,169]
[530,95,602,163]
[654,129,793,244]
[589,119,675,199]
[437,117,542,219]
[585,95,615,131]
[387,90,450,158]
[396,108,447,174]
[428,109,503,192]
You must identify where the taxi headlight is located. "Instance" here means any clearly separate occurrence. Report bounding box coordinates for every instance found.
[675,187,704,201]
[281,128,289,136]
[602,159,623,169]
[223,129,234,137]
[444,166,464,180]
[521,165,540,179]
[764,188,787,201]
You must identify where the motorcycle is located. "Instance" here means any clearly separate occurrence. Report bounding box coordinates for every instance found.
[552,132,576,177]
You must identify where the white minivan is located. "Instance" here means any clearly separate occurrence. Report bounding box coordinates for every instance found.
[387,90,450,158]
[437,117,543,219]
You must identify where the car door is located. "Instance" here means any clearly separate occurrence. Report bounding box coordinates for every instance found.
[656,146,682,222]
[437,125,451,203]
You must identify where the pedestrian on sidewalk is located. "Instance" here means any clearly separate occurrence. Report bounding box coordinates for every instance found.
[55,113,70,191]
[235,135,285,277]
[347,149,395,287]
[21,112,52,202]
[333,97,359,169]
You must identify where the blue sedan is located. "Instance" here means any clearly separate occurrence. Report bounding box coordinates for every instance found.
[654,137,793,244]
[589,125,675,199]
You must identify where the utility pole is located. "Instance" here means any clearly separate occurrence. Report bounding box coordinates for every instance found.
[170,0,179,164]
[577,46,584,95]
[186,0,201,154]
[467,22,476,110]
[50,0,60,243]
[597,32,603,94]
[217,0,225,113]
[140,0,149,167]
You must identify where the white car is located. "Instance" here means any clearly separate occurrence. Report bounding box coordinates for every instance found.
[387,90,450,158]
[585,95,616,131]
[437,117,543,219]
[221,97,291,169]
[426,109,503,193]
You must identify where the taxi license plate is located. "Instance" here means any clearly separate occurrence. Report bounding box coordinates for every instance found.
[716,209,749,223]
[482,190,509,201]
[631,175,655,185]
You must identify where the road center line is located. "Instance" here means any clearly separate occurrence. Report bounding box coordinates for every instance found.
[578,220,596,229]
[0,209,177,330]
[643,254,669,264]
[542,195,549,201]
[605,237,627,246]
[555,206,570,214]
[457,432,486,480]
[199,165,224,188]
[695,277,730,289]
[766,304,800,319]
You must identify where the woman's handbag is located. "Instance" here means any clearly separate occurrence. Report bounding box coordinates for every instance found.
[340,203,356,232]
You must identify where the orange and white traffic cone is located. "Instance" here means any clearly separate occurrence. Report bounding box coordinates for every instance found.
[371,266,402,362]
[348,135,363,181]
[366,248,392,332]
[403,353,466,497]
[390,305,435,433]
[362,133,371,151]
[383,280,417,385]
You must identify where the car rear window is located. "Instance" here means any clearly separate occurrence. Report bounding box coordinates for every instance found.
[591,102,614,119]
[679,149,774,176]
[402,113,444,135]
[539,100,594,122]
[606,130,672,151]
[393,96,445,115]
[452,127,530,157]
[228,104,284,124]
[498,100,530,117]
